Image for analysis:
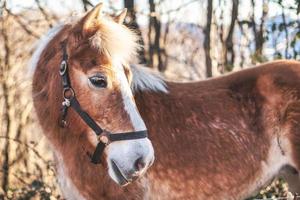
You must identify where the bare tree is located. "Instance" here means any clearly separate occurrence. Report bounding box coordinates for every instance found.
[0,1,60,198]
[1,2,11,193]
[81,0,93,12]
[204,0,213,77]
[279,2,289,58]
[35,0,54,27]
[148,0,166,71]
[250,0,268,62]
[224,0,239,70]
[124,0,147,64]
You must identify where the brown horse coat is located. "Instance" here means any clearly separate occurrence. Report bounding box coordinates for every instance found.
[133,60,300,199]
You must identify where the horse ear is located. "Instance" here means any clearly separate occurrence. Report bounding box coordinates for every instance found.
[114,8,127,24]
[81,3,103,35]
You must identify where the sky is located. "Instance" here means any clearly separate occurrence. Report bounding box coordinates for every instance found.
[6,0,299,26]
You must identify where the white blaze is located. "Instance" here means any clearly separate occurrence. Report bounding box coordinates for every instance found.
[105,60,154,185]
[113,60,147,131]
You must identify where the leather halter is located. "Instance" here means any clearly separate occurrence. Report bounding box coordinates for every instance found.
[58,42,148,164]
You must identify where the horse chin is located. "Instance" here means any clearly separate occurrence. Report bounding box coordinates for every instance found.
[109,160,131,186]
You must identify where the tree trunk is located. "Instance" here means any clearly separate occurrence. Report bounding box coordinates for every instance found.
[204,0,213,77]
[81,0,93,12]
[280,4,289,58]
[1,82,11,194]
[124,0,147,64]
[224,0,238,71]
[1,5,11,193]
[148,0,165,71]
[251,0,268,61]
[256,0,267,56]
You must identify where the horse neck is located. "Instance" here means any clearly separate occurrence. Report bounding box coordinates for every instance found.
[134,82,186,124]
[133,81,215,167]
[133,82,182,144]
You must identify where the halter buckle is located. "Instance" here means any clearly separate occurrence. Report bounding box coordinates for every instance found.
[98,130,110,145]
[59,60,67,76]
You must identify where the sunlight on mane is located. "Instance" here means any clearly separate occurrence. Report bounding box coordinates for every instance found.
[89,16,140,63]
[131,64,168,93]
[28,23,64,76]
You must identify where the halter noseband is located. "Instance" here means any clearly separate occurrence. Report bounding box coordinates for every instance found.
[58,42,148,164]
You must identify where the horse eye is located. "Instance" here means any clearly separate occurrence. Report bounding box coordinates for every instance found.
[89,75,107,88]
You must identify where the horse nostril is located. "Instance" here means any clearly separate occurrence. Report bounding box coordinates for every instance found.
[134,157,146,172]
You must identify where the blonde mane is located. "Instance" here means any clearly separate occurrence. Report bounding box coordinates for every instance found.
[89,16,140,63]
[131,64,168,93]
[28,23,64,75]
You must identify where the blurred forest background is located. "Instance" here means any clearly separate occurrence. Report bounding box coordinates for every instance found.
[0,0,300,199]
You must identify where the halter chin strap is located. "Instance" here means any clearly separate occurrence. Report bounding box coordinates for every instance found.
[58,42,148,164]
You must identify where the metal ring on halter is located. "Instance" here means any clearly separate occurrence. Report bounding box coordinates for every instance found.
[60,118,68,127]
[59,60,67,76]
[97,130,111,145]
[63,87,75,100]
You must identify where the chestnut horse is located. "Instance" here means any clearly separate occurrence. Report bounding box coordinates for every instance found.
[32,4,155,200]
[31,3,300,200]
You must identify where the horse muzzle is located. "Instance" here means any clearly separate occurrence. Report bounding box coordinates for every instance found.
[106,138,154,186]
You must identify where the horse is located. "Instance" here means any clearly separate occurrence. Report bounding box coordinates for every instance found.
[31,3,300,200]
[32,4,155,200]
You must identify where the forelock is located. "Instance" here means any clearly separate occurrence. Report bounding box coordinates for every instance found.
[88,18,140,64]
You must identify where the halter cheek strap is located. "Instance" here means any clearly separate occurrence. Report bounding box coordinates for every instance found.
[58,42,148,164]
